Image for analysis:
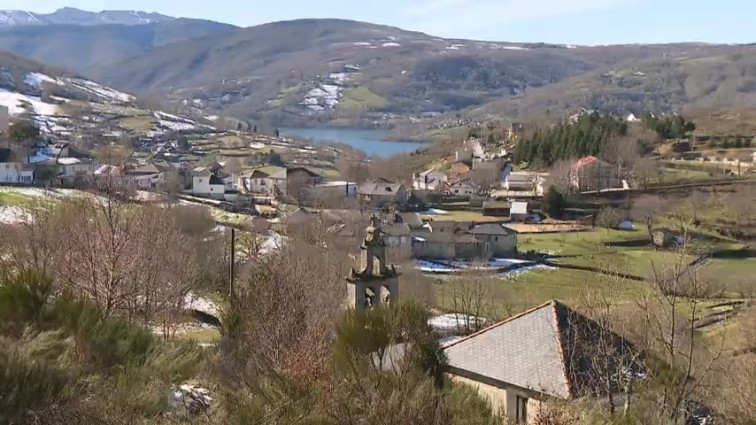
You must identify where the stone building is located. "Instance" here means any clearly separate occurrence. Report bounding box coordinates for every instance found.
[346,216,400,313]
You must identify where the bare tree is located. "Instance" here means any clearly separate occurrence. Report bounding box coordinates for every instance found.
[445,269,493,334]
[629,238,725,424]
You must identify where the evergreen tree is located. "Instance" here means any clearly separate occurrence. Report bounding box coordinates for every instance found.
[542,187,567,217]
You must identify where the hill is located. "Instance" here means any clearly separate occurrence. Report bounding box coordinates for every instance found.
[0,7,174,27]
[90,19,740,128]
[0,19,237,73]
[0,50,217,145]
[474,45,756,122]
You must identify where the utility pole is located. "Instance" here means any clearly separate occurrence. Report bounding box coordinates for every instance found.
[229,227,236,302]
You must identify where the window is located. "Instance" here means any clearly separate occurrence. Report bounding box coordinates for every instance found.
[494,236,499,242]
[515,396,528,423]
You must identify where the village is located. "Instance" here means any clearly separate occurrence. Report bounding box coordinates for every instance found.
[2,98,755,425]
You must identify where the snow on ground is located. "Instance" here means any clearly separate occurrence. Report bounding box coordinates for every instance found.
[249,142,266,150]
[415,258,552,275]
[33,116,71,134]
[353,42,373,47]
[184,292,220,317]
[67,78,135,103]
[415,260,456,273]
[259,231,286,255]
[329,72,351,85]
[500,46,529,50]
[24,72,63,89]
[439,336,464,347]
[498,264,556,278]
[0,205,31,224]
[422,208,449,215]
[0,90,60,115]
[382,42,401,47]
[428,313,488,332]
[158,120,198,131]
[155,111,194,123]
[302,82,342,110]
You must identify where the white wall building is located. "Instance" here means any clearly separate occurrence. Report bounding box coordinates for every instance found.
[0,148,33,183]
[192,168,225,197]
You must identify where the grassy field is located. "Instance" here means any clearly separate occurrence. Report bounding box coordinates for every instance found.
[0,191,33,206]
[431,268,648,320]
[423,210,502,223]
[340,87,389,110]
[119,115,156,132]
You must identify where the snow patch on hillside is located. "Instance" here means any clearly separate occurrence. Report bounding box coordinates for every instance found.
[382,42,401,48]
[301,82,341,111]
[0,90,60,115]
[0,206,31,224]
[24,72,63,89]
[68,79,134,103]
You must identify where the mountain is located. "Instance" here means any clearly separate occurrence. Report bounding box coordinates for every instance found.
[88,19,755,128]
[0,19,238,73]
[0,7,174,27]
[468,45,756,121]
[2,14,752,129]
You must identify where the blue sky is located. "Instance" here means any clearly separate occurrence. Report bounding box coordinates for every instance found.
[7,0,756,45]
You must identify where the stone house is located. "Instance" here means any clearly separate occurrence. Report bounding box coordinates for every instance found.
[305,181,358,205]
[413,169,448,191]
[358,178,409,207]
[267,167,323,197]
[444,300,641,424]
[570,156,622,192]
[412,230,490,261]
[382,223,413,261]
[238,170,271,194]
[469,223,517,258]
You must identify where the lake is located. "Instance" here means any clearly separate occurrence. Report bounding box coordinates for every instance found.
[280,128,425,157]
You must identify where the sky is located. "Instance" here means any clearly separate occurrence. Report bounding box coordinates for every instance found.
[5,0,756,45]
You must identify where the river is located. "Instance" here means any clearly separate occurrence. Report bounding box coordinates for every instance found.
[280,128,425,157]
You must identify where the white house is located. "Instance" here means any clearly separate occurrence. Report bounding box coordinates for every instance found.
[413,169,448,191]
[627,113,640,122]
[0,148,34,183]
[191,167,225,197]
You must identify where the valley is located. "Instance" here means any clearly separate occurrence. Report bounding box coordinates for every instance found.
[0,6,755,425]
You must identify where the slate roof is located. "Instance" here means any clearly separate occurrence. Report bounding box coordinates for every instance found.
[269,167,321,180]
[398,212,424,228]
[126,163,161,175]
[470,223,516,236]
[444,300,640,399]
[358,179,405,196]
